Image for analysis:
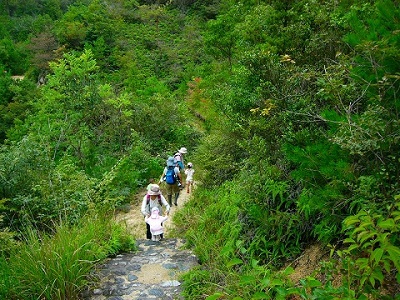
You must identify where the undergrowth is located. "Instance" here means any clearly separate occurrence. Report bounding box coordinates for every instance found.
[176,183,400,299]
[0,212,135,300]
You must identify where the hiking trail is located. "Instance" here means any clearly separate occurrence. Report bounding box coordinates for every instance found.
[82,184,198,300]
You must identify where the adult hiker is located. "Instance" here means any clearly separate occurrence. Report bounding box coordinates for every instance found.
[174,147,187,199]
[159,156,182,206]
[141,184,170,240]
[174,147,187,171]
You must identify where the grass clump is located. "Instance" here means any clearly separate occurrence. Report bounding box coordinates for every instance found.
[2,213,135,300]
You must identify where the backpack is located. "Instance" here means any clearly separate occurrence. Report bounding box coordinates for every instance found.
[165,166,177,184]
[146,194,162,206]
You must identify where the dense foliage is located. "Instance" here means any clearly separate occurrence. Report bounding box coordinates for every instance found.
[0,0,399,299]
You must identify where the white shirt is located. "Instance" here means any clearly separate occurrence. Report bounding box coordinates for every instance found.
[185,168,194,182]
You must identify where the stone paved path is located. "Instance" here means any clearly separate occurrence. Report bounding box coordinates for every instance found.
[82,238,198,300]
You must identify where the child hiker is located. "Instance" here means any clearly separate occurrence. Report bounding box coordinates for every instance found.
[184,162,195,193]
[145,207,168,241]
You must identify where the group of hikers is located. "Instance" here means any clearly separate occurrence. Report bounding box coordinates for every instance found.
[140,147,195,241]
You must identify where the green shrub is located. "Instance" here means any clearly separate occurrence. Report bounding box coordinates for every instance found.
[338,197,400,298]
[295,196,400,299]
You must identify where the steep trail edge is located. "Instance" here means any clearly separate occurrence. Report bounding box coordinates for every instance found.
[82,185,198,300]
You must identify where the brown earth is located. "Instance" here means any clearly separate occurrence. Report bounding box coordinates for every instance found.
[286,243,330,284]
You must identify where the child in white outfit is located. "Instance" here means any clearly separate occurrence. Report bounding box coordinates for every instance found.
[145,207,168,241]
[184,162,195,193]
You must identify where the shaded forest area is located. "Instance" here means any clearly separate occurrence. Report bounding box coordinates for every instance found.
[0,0,399,299]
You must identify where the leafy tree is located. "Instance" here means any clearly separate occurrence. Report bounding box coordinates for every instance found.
[54,4,89,48]
[20,49,104,171]
[0,37,28,74]
[204,7,239,69]
[28,30,60,82]
[326,0,400,206]
[0,77,35,143]
[0,137,47,200]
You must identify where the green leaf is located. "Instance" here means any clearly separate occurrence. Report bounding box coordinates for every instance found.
[260,277,270,287]
[383,259,391,273]
[206,293,225,300]
[378,218,395,230]
[344,217,361,226]
[371,248,384,265]
[360,276,367,287]
[369,276,375,287]
[358,231,376,244]
[386,245,400,270]
[252,292,269,299]
[270,279,284,287]
[240,275,256,284]
[353,227,366,235]
[251,259,260,268]
[371,268,384,285]
[343,238,356,244]
[347,244,359,252]
[227,258,243,267]
[282,266,294,275]
[355,258,369,269]
[306,277,322,288]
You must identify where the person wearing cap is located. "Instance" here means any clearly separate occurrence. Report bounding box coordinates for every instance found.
[173,147,187,203]
[145,207,168,241]
[174,147,187,170]
[159,156,182,206]
[184,162,195,193]
[141,184,170,240]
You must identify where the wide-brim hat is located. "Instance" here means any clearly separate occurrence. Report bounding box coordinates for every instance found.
[148,184,161,195]
[166,156,176,167]
[178,147,187,154]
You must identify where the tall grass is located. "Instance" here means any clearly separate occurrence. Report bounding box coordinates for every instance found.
[0,256,12,299]
[3,213,135,300]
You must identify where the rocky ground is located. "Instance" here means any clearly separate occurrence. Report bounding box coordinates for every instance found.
[82,185,197,300]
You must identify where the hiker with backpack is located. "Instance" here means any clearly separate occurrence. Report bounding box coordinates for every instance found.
[159,156,182,206]
[141,184,170,240]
